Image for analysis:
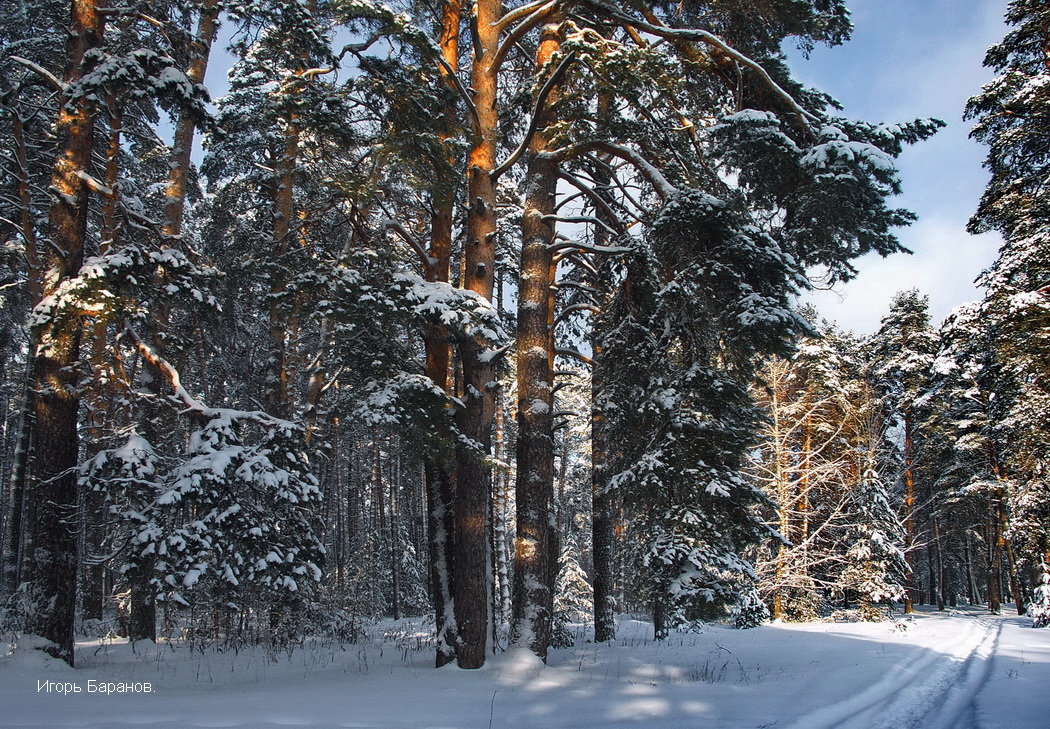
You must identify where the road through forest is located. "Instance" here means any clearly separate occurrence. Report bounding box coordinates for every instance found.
[1,610,1048,728]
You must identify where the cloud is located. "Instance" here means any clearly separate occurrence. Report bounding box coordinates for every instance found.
[801,216,1001,334]
[788,0,1010,334]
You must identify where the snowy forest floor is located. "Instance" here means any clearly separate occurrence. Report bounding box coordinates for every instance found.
[1,608,1047,729]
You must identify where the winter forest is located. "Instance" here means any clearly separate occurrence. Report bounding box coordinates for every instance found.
[1,0,1049,727]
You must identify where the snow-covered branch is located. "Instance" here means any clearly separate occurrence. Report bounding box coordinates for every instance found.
[493,50,577,179]
[543,141,678,198]
[583,0,819,130]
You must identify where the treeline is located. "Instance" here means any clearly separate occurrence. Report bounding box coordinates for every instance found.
[751,290,1050,625]
[0,0,1046,669]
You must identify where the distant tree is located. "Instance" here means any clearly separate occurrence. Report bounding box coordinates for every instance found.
[868,290,937,613]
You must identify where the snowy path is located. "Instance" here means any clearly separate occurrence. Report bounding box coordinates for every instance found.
[1,611,1048,728]
[782,614,1002,729]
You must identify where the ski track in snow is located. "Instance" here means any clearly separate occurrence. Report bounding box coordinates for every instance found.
[783,616,1002,729]
[4,612,1043,728]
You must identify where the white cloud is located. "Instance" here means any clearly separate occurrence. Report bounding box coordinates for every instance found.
[788,0,1010,334]
[801,216,1001,334]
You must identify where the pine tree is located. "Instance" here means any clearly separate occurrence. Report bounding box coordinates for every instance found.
[572,0,938,636]
[966,0,1050,617]
[868,290,937,612]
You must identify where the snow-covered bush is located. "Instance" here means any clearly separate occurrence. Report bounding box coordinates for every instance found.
[1030,563,1050,628]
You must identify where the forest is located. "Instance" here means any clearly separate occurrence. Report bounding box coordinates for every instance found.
[0,0,1048,700]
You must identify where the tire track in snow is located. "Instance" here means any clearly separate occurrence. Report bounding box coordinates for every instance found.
[781,616,998,729]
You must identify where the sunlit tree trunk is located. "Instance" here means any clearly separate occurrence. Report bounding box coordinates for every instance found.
[24,0,103,666]
[510,18,563,661]
[452,0,499,669]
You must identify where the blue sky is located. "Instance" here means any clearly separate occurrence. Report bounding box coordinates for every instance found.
[789,0,1009,333]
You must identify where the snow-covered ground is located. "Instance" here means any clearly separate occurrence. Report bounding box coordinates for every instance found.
[1,609,1047,728]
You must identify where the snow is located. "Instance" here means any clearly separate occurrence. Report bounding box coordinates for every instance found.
[1,610,1047,728]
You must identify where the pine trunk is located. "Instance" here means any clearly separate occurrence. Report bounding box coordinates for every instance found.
[589,117,616,643]
[509,19,563,662]
[1,381,32,596]
[591,348,615,642]
[424,0,461,667]
[452,0,499,669]
[933,517,945,611]
[988,495,1002,613]
[23,0,104,666]
[161,0,219,240]
[999,501,1023,615]
[902,417,916,613]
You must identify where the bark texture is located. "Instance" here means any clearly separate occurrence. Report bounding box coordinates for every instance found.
[452,0,499,668]
[510,18,563,661]
[24,0,103,666]
[425,0,461,668]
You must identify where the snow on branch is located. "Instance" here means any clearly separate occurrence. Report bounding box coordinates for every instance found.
[547,237,633,256]
[543,141,678,198]
[495,0,557,32]
[542,213,621,238]
[125,325,297,431]
[584,0,819,130]
[555,302,600,324]
[555,171,633,232]
[493,50,578,179]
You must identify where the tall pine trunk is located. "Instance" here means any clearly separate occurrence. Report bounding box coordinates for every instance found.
[424,0,461,668]
[510,19,563,661]
[24,0,103,666]
[591,348,615,642]
[589,114,616,643]
[902,416,916,613]
[452,0,499,669]
[987,494,1002,613]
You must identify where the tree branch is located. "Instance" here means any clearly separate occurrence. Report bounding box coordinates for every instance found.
[492,1,560,71]
[492,50,577,179]
[9,56,65,92]
[555,347,594,366]
[381,218,435,269]
[437,55,481,134]
[588,1,818,129]
[544,141,677,198]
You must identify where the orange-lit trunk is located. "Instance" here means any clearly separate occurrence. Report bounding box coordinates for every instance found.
[25,0,103,666]
[451,0,500,669]
[510,18,563,661]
